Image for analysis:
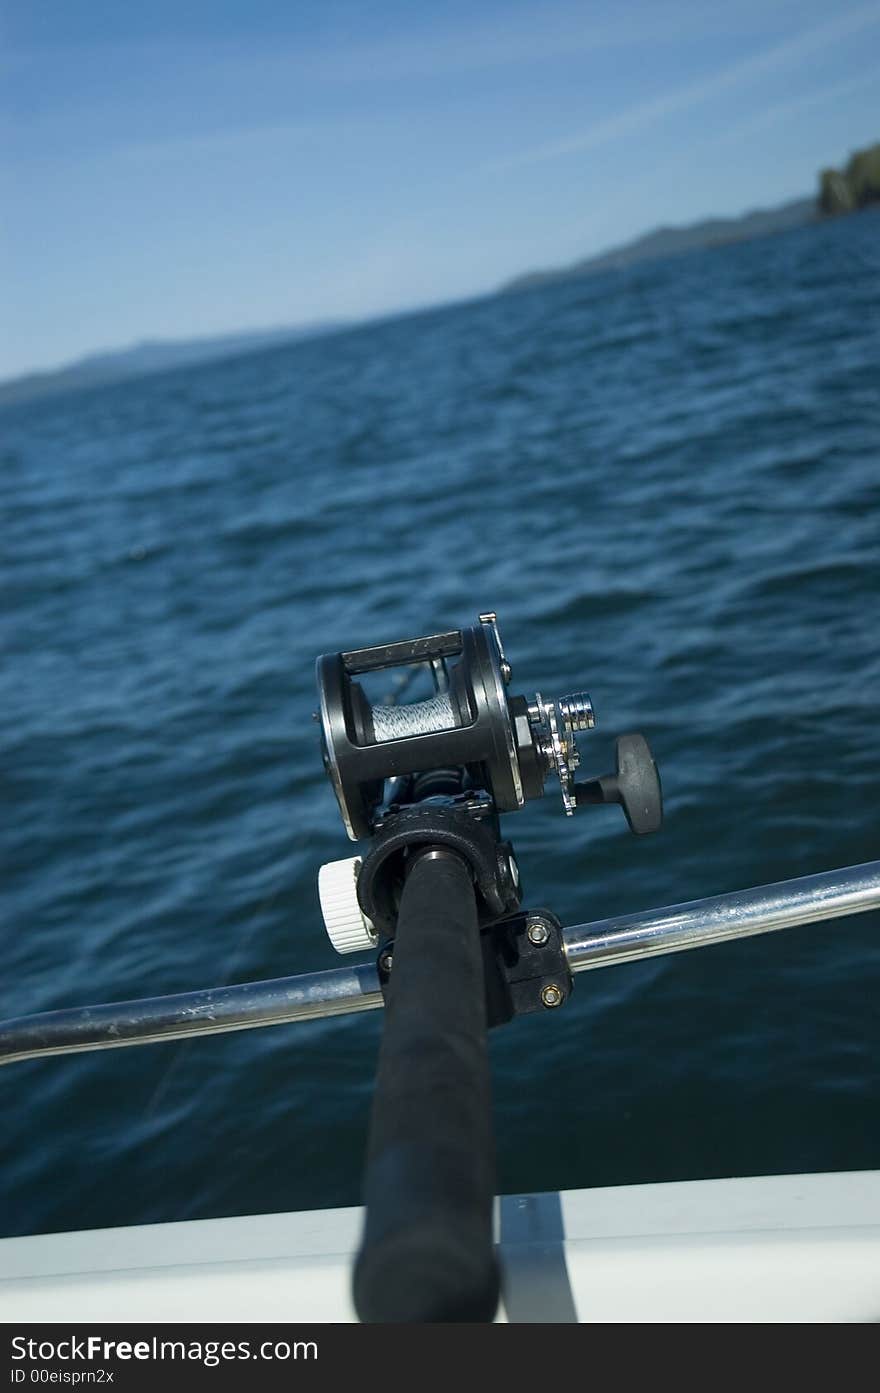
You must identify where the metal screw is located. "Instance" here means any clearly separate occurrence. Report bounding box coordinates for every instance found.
[527,920,549,946]
[380,952,393,973]
[541,983,563,1008]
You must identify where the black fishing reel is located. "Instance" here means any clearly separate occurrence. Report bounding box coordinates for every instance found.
[316,613,662,951]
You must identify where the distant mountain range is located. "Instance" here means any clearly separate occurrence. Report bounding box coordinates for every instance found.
[0,321,346,409]
[0,194,824,409]
[499,196,816,294]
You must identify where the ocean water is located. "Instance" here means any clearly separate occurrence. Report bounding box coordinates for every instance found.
[1,210,879,1239]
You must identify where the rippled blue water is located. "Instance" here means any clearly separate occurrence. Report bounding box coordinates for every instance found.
[2,210,879,1239]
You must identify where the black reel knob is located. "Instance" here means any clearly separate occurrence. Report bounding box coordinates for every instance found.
[574,733,663,835]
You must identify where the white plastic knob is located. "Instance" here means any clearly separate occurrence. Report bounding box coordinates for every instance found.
[318,856,377,955]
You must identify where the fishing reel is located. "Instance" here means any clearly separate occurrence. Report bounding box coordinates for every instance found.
[316,613,662,956]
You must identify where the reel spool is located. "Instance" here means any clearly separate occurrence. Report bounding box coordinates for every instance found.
[316,613,520,841]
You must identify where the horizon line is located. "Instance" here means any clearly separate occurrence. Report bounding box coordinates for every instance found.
[0,183,830,392]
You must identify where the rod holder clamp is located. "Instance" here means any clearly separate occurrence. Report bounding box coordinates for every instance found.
[357,804,522,938]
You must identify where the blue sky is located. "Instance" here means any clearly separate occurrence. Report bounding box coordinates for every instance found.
[2,0,879,378]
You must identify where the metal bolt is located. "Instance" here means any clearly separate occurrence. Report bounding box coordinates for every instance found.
[527,920,549,946]
[541,983,563,1008]
[380,952,393,973]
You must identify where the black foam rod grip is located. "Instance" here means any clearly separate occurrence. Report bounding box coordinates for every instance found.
[352,850,500,1323]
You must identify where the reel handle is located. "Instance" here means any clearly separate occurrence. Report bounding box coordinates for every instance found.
[574,733,663,835]
[352,848,499,1323]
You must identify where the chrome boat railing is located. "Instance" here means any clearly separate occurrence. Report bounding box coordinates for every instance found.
[2,860,878,1067]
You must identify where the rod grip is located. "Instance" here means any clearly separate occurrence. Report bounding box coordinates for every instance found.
[352,850,499,1322]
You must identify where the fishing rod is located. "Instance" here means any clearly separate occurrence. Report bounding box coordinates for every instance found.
[2,613,879,1323]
